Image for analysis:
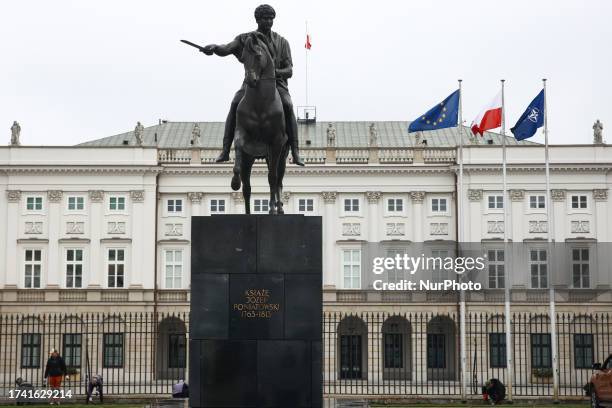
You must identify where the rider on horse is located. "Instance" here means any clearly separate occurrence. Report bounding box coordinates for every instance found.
[200,4,304,166]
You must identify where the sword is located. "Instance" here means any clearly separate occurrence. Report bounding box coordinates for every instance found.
[180,39,206,52]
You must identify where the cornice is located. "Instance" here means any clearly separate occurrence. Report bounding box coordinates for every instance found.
[457,164,612,174]
[160,165,453,176]
[0,166,163,175]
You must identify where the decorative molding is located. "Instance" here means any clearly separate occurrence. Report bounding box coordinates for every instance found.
[89,190,104,202]
[47,190,63,203]
[25,222,43,234]
[571,220,590,234]
[130,190,145,202]
[66,222,84,235]
[386,222,405,236]
[321,191,337,204]
[487,221,504,234]
[551,189,566,201]
[468,189,483,202]
[366,191,382,204]
[187,192,204,204]
[0,166,163,175]
[231,192,244,204]
[410,191,425,203]
[161,166,454,177]
[59,238,90,244]
[165,223,183,237]
[6,190,21,202]
[108,222,126,235]
[282,191,291,203]
[342,223,361,236]
[430,222,449,236]
[528,221,548,233]
[593,189,609,201]
[509,189,525,201]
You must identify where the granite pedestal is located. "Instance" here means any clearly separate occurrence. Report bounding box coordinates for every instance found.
[190,215,322,408]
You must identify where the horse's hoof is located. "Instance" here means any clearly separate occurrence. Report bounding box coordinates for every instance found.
[231,174,241,191]
[277,208,284,215]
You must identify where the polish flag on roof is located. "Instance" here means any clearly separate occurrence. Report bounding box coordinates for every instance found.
[471,91,502,136]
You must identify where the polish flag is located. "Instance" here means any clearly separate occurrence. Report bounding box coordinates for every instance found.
[471,91,502,136]
[305,34,312,50]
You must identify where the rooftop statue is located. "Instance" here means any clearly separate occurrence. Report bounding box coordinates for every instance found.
[10,121,21,146]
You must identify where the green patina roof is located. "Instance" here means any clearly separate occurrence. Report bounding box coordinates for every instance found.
[78,121,537,148]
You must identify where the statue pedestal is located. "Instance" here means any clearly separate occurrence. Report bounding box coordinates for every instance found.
[190,215,322,408]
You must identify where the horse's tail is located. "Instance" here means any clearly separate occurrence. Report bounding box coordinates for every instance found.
[231,170,241,191]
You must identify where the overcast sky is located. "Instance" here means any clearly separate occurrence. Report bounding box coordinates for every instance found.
[1,0,611,146]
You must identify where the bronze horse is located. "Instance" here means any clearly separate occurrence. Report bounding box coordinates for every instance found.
[230,32,289,215]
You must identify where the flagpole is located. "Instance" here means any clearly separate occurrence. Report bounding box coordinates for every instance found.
[458,79,467,402]
[501,79,513,401]
[305,20,309,107]
[543,78,559,401]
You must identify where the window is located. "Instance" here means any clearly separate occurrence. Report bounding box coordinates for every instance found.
[253,199,269,213]
[487,249,505,289]
[531,333,552,368]
[164,249,183,289]
[168,333,187,368]
[63,333,82,368]
[103,333,123,368]
[26,196,43,211]
[387,198,404,213]
[427,333,446,368]
[529,195,546,209]
[530,249,548,289]
[109,196,125,211]
[67,196,84,211]
[574,334,594,369]
[21,333,41,368]
[488,195,504,209]
[384,332,403,369]
[489,333,507,368]
[167,199,183,214]
[572,248,590,288]
[385,249,405,282]
[210,199,226,213]
[342,249,361,289]
[298,198,314,213]
[571,195,587,209]
[107,249,125,288]
[431,198,447,213]
[66,249,83,288]
[24,249,42,288]
[344,198,360,213]
[431,249,449,282]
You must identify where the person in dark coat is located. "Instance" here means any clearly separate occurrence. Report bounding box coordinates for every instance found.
[44,349,67,405]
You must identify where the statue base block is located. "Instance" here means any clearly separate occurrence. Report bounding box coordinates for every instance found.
[190,215,322,408]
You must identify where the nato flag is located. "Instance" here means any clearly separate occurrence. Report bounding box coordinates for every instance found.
[408,90,460,133]
[510,89,545,140]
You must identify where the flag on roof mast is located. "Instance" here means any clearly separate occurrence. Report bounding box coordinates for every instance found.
[305,34,312,50]
[471,91,502,136]
[510,89,545,140]
[408,89,460,133]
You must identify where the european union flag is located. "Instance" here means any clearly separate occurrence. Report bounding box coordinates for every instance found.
[408,89,460,133]
[511,89,544,140]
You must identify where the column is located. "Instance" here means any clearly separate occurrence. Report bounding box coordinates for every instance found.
[231,192,245,214]
[365,191,381,242]
[0,187,7,288]
[188,192,204,217]
[410,191,425,242]
[321,191,337,288]
[130,190,145,288]
[551,189,566,242]
[88,190,104,288]
[467,189,483,242]
[5,190,21,288]
[509,189,525,241]
[593,189,609,288]
[47,190,63,288]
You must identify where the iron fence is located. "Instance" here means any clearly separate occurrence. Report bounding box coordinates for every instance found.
[0,311,609,400]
